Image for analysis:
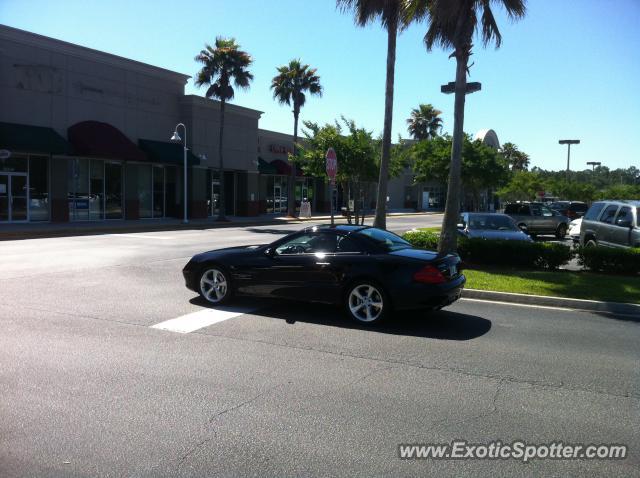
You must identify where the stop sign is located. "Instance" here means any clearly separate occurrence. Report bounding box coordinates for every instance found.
[325,147,337,182]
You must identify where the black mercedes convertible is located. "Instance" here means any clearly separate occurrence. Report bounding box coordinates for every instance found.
[182,225,465,324]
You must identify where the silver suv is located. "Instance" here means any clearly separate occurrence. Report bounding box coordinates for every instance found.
[503,202,570,239]
[579,200,640,248]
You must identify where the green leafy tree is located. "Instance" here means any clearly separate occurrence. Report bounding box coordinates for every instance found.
[407,103,443,140]
[597,184,640,200]
[496,170,545,203]
[501,142,530,171]
[271,59,323,217]
[195,37,253,221]
[411,0,526,253]
[337,0,415,229]
[412,134,510,210]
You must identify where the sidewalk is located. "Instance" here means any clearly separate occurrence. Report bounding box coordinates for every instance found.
[0,210,438,240]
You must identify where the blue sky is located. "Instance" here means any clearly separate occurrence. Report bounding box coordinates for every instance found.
[2,0,639,170]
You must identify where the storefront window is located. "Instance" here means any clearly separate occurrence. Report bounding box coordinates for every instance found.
[0,154,28,173]
[90,160,104,220]
[105,162,123,219]
[153,166,165,218]
[29,155,49,221]
[207,169,221,217]
[68,158,90,221]
[138,164,152,218]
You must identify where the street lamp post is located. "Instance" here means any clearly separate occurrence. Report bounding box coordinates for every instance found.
[559,139,580,178]
[170,123,188,224]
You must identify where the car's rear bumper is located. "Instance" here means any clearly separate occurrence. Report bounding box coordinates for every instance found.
[392,274,466,310]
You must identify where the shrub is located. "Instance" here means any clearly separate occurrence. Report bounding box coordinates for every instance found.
[577,246,640,275]
[402,232,574,271]
[403,230,440,250]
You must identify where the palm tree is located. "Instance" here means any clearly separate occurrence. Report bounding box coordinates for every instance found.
[337,0,413,230]
[271,60,323,217]
[501,142,530,171]
[407,103,443,140]
[411,0,526,253]
[195,37,253,221]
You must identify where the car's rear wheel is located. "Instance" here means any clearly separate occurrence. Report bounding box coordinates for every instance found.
[199,267,232,304]
[585,239,597,248]
[345,282,388,324]
[555,224,567,240]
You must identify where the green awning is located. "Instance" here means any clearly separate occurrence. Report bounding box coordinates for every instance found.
[138,139,200,166]
[258,157,278,174]
[0,121,71,155]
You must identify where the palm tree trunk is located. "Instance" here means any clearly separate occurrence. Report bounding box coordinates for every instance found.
[373,17,398,230]
[217,99,227,221]
[438,52,468,254]
[287,109,299,217]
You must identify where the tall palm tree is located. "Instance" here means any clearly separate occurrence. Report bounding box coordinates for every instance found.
[271,60,323,217]
[411,0,526,253]
[195,37,253,221]
[337,0,413,230]
[501,142,530,171]
[407,103,443,140]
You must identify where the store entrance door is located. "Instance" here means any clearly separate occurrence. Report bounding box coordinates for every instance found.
[0,173,28,222]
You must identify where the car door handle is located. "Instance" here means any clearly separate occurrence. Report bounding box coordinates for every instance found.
[316,262,330,266]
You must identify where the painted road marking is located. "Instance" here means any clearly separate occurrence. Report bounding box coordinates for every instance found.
[151,307,256,334]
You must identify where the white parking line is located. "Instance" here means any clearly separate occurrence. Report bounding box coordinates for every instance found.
[151,307,256,333]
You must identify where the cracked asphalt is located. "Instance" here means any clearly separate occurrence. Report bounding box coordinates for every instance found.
[1,216,638,477]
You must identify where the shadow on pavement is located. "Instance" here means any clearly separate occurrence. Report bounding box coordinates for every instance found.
[190,297,492,341]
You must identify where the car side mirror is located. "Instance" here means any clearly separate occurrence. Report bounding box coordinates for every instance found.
[457,223,465,229]
[264,247,276,257]
[616,219,632,228]
[518,224,528,232]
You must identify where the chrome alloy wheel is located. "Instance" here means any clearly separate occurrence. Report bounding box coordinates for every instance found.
[199,268,228,303]
[348,284,384,322]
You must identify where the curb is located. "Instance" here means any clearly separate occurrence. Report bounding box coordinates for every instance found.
[0,211,439,241]
[461,289,640,318]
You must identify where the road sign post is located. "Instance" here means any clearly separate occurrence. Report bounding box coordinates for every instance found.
[326,148,337,226]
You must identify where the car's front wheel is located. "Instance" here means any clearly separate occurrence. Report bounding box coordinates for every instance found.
[555,223,567,240]
[345,282,388,324]
[199,267,232,304]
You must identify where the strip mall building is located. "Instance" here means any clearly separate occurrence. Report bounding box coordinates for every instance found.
[0,25,497,224]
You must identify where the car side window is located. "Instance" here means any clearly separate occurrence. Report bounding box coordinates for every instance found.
[530,205,541,216]
[336,236,362,253]
[584,202,605,220]
[275,233,337,255]
[520,205,531,215]
[615,207,632,227]
[599,205,619,224]
[541,206,554,217]
[504,204,518,214]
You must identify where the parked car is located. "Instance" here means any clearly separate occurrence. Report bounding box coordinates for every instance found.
[568,218,582,243]
[548,201,589,220]
[183,225,466,324]
[457,212,533,242]
[503,202,570,239]
[579,200,640,248]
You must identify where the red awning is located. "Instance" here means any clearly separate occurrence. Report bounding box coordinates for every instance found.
[270,159,304,176]
[68,121,147,161]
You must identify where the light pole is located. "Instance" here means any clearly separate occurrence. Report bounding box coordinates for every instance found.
[559,139,580,178]
[587,161,601,171]
[170,123,188,224]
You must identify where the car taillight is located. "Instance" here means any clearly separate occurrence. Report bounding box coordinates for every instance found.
[413,265,446,284]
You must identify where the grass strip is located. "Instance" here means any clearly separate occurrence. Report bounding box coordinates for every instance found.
[464,268,640,304]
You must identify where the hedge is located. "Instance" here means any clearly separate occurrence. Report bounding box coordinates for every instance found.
[577,246,640,275]
[402,230,572,270]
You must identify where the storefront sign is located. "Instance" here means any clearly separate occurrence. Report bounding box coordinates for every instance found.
[269,144,292,155]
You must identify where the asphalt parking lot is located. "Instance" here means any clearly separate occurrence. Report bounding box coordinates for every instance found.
[1,217,638,477]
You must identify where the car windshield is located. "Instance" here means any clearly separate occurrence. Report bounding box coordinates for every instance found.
[355,227,411,251]
[466,215,519,231]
